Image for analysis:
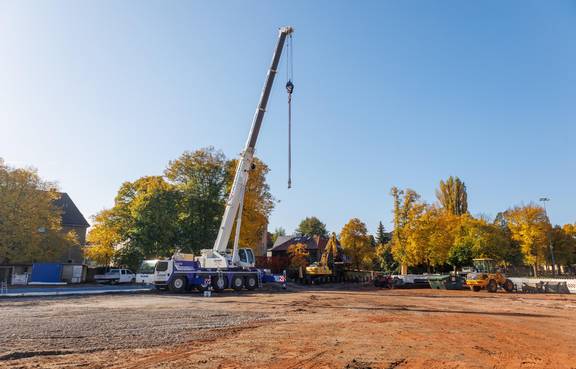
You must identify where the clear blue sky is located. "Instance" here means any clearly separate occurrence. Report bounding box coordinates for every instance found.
[1,1,575,236]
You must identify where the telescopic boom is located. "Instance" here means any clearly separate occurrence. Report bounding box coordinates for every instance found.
[211,26,294,259]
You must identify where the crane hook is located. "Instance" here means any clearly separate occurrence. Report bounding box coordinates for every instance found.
[286,80,293,189]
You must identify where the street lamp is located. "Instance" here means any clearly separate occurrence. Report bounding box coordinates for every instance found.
[539,197,556,275]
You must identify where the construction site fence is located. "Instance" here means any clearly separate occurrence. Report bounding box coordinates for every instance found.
[509,277,576,293]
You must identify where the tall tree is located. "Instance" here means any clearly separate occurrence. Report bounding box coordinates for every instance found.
[375,221,389,245]
[0,159,77,264]
[296,216,328,238]
[503,204,551,276]
[390,187,424,273]
[87,176,180,268]
[165,148,228,252]
[340,218,372,269]
[436,176,468,216]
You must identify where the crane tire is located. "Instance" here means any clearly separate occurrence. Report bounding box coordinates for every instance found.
[245,275,258,290]
[169,276,187,293]
[232,275,244,291]
[472,286,482,292]
[211,275,227,292]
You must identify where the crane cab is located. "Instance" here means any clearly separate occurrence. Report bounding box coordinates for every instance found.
[197,248,256,269]
[237,248,256,268]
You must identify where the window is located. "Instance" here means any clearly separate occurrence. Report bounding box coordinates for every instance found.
[239,249,247,263]
[156,261,169,272]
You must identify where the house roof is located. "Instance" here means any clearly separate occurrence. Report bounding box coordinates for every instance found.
[54,193,90,228]
[270,235,330,252]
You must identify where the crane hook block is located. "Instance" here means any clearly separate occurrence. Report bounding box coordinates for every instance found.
[286,80,294,94]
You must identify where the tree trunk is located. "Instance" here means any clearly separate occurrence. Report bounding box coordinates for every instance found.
[533,264,538,277]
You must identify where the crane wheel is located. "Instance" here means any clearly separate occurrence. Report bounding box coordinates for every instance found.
[211,275,227,292]
[503,279,515,293]
[232,275,244,291]
[471,286,481,292]
[487,279,498,293]
[169,276,187,293]
[245,275,257,290]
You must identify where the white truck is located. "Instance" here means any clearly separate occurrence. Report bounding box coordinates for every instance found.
[154,26,294,293]
[94,269,135,284]
[135,260,158,284]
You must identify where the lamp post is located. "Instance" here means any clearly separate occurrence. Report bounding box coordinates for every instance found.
[539,197,556,275]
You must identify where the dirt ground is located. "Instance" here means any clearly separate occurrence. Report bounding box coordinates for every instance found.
[1,285,576,369]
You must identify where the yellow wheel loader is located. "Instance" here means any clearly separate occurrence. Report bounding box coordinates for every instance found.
[465,258,515,293]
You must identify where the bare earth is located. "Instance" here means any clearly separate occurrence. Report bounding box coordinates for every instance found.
[1,285,576,369]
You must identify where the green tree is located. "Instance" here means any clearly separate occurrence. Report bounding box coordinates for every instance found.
[0,159,77,264]
[165,148,227,252]
[375,221,390,244]
[271,227,286,243]
[436,176,468,216]
[447,243,474,270]
[375,242,397,273]
[87,176,180,265]
[550,225,576,267]
[295,216,328,238]
[340,218,372,269]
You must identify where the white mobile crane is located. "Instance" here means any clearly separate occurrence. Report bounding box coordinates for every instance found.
[154,26,294,292]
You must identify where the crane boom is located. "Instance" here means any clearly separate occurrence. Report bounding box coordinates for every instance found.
[211,26,293,261]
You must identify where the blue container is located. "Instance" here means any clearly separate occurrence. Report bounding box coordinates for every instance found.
[30,263,62,283]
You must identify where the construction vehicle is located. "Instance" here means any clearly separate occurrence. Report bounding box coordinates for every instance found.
[154,26,294,293]
[304,233,346,284]
[465,258,514,293]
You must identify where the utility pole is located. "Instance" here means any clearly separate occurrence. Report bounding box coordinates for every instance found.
[539,197,556,275]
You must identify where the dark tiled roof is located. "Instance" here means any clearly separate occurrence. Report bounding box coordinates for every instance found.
[54,193,90,228]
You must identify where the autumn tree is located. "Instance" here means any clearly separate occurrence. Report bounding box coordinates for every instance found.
[390,187,425,273]
[436,176,468,216]
[85,209,122,266]
[503,205,551,276]
[225,157,274,251]
[340,218,372,269]
[453,215,512,263]
[0,159,77,264]
[295,216,328,238]
[287,243,309,268]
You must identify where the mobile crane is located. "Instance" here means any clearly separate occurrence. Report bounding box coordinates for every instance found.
[154,26,294,292]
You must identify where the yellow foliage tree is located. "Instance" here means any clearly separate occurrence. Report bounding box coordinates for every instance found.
[390,187,425,271]
[503,204,550,276]
[340,218,372,269]
[287,243,309,268]
[85,209,123,266]
[0,159,77,264]
[226,157,274,253]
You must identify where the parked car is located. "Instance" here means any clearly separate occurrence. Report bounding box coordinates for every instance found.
[94,269,135,284]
